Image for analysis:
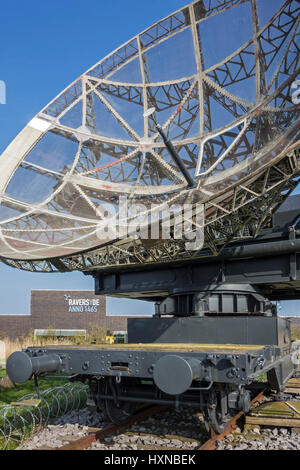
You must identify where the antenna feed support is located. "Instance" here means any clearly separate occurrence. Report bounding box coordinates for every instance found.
[155,123,196,189]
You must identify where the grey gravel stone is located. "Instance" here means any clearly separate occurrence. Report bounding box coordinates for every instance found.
[18,406,207,451]
[19,402,300,451]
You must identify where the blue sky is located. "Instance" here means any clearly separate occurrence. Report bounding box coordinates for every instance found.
[0,0,298,317]
[0,0,189,317]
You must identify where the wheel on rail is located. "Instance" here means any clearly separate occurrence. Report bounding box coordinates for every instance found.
[203,407,228,435]
[101,378,136,425]
[203,388,231,434]
[103,398,136,425]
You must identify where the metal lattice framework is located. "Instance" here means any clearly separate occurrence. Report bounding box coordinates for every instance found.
[0,0,299,273]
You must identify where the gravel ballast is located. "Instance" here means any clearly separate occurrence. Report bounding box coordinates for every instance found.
[19,407,207,450]
[217,427,300,451]
[19,401,300,451]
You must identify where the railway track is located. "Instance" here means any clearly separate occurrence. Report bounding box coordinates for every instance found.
[57,390,268,451]
[54,404,205,451]
[199,389,266,451]
[57,405,169,451]
[53,388,269,451]
[18,377,300,451]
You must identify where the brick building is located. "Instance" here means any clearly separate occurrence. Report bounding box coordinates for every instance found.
[0,290,133,339]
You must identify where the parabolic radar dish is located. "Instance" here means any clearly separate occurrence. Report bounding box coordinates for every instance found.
[0,0,299,273]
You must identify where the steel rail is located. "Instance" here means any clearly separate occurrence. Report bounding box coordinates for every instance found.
[56,391,266,451]
[198,389,266,451]
[56,404,168,451]
[52,379,300,451]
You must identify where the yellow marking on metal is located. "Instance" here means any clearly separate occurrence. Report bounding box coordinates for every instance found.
[41,343,265,353]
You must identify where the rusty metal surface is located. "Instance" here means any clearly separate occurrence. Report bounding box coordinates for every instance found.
[57,405,167,451]
[198,389,266,451]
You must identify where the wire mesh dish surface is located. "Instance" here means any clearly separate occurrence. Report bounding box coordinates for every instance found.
[0,0,299,272]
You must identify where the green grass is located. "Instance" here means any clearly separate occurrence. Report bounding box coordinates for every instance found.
[0,370,87,450]
[255,373,268,382]
[0,371,70,406]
